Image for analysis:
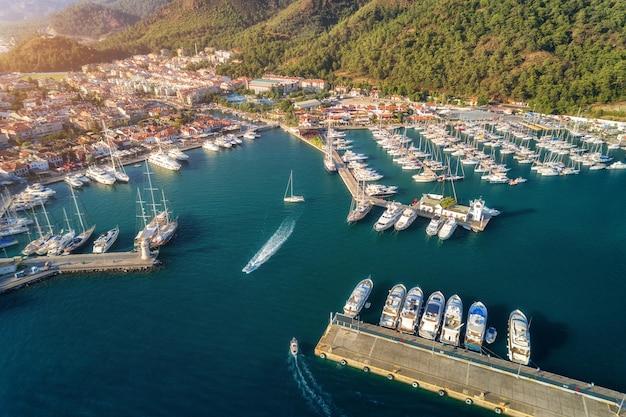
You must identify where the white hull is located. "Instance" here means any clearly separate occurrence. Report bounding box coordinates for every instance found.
[343,276,373,318]
[440,294,463,346]
[379,284,407,329]
[373,202,403,231]
[93,226,119,254]
[418,291,445,340]
[507,309,531,365]
[397,286,424,334]
[148,151,181,171]
[438,217,457,240]
[465,301,488,352]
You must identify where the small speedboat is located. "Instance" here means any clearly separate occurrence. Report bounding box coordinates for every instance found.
[290,337,299,357]
[485,326,497,344]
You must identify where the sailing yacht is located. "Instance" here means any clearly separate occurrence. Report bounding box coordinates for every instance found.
[62,186,96,255]
[46,209,75,256]
[283,170,304,203]
[102,122,130,182]
[134,162,178,249]
[22,202,54,256]
[347,181,372,224]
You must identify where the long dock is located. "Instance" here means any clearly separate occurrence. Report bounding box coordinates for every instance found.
[0,251,160,294]
[315,314,626,417]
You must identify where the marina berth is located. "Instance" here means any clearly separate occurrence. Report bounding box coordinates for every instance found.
[373,202,403,232]
[507,309,531,365]
[148,150,182,171]
[418,290,445,340]
[92,226,119,254]
[342,276,374,318]
[437,216,457,240]
[397,286,424,334]
[394,207,417,231]
[464,301,488,352]
[439,294,463,346]
[425,215,443,236]
[86,165,116,185]
[346,199,372,224]
[379,284,407,329]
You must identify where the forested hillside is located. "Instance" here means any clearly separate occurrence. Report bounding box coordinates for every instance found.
[50,2,140,39]
[1,0,625,114]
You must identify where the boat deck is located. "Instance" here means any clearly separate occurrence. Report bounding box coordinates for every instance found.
[315,314,626,417]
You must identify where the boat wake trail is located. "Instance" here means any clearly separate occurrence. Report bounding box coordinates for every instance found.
[290,356,341,417]
[242,217,295,274]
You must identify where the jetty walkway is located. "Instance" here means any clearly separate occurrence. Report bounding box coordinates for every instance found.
[0,251,160,294]
[288,126,491,232]
[316,314,626,417]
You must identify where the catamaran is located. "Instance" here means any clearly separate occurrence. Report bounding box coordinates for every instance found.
[283,170,304,203]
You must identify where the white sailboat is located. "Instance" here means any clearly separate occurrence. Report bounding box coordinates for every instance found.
[283,170,304,203]
[62,186,96,255]
[347,180,372,224]
[22,202,54,256]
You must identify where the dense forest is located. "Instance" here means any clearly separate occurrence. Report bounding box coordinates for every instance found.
[1,0,625,114]
[50,2,140,39]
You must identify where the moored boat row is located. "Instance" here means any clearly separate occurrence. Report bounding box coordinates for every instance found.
[341,277,531,365]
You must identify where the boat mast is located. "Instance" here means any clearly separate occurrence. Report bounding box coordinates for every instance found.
[144,161,160,219]
[70,186,86,233]
[40,200,54,235]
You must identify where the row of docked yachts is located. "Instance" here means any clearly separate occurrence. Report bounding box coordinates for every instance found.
[342,277,531,366]
[369,202,458,239]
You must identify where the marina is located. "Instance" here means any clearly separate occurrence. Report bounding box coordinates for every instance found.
[0,118,626,416]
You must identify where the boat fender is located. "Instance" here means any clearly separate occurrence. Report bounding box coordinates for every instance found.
[319,353,326,359]
[494,407,502,414]
[340,359,347,366]
[465,398,473,405]
[387,374,394,381]
[411,381,419,388]
[438,389,446,397]
[362,366,370,373]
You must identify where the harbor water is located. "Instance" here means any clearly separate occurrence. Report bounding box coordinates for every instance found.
[0,125,625,417]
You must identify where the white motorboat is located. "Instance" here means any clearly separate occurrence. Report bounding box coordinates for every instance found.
[93,225,119,254]
[86,165,116,185]
[148,150,182,171]
[418,291,445,340]
[24,183,56,198]
[507,309,531,365]
[464,301,488,352]
[243,131,259,140]
[440,294,463,346]
[168,147,190,161]
[397,286,424,334]
[202,140,219,151]
[342,276,374,318]
[365,184,398,198]
[379,284,407,329]
[373,202,403,232]
[64,174,84,188]
[394,207,417,231]
[438,216,457,240]
[425,215,443,236]
[283,170,304,203]
[290,337,299,357]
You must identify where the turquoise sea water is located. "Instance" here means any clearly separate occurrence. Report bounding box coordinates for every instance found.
[0,124,625,417]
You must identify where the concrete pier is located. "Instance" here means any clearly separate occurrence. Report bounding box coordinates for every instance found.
[315,314,626,417]
[0,251,160,294]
